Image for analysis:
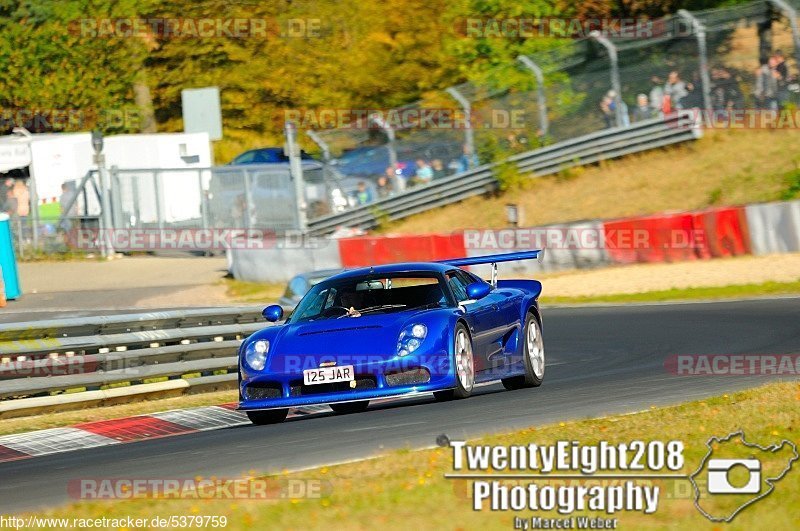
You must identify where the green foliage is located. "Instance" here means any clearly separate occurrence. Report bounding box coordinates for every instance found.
[0,0,745,160]
[780,167,800,200]
[0,0,149,134]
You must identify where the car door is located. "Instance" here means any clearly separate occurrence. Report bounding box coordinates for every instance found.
[446,270,496,375]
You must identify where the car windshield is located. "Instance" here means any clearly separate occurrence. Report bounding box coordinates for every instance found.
[289,272,449,323]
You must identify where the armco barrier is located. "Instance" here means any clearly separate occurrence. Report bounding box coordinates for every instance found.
[745,200,800,255]
[338,234,466,268]
[692,206,750,259]
[0,307,266,417]
[228,238,343,283]
[603,212,699,264]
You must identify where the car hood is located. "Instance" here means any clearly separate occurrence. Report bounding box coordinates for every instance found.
[273,313,405,356]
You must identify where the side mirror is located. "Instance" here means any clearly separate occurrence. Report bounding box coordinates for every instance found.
[465,282,492,300]
[262,304,284,322]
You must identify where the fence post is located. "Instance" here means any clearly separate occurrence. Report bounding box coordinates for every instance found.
[445,86,476,168]
[517,55,549,136]
[767,0,800,70]
[198,170,208,231]
[284,121,307,233]
[678,10,712,113]
[110,166,125,230]
[589,31,624,128]
[92,131,114,258]
[153,170,164,235]
[242,167,253,230]
[369,113,402,190]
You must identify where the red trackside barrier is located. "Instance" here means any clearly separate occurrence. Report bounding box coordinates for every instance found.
[691,206,750,259]
[603,213,699,264]
[338,234,466,268]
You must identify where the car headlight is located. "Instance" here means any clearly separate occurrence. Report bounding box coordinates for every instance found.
[397,324,427,357]
[245,339,269,370]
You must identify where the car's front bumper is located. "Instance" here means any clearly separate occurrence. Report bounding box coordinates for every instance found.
[238,349,454,411]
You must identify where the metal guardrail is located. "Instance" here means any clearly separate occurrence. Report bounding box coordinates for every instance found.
[307,114,701,236]
[0,307,269,407]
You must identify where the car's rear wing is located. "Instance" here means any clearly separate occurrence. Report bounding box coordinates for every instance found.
[437,250,545,287]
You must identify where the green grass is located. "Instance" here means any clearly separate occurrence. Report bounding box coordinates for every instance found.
[543,279,800,305]
[221,278,286,303]
[34,381,800,529]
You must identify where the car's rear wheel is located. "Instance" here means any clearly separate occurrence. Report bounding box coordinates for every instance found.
[330,401,369,414]
[502,313,544,390]
[436,323,474,400]
[247,408,289,425]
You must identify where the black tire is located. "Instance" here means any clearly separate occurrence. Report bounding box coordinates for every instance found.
[502,312,545,390]
[330,401,369,414]
[247,409,289,425]
[450,322,475,399]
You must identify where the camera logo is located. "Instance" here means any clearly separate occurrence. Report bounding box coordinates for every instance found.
[707,458,761,494]
[690,430,798,522]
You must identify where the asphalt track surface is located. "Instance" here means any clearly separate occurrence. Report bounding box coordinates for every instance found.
[1,297,798,512]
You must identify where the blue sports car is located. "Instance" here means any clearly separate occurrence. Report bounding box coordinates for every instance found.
[238,250,546,424]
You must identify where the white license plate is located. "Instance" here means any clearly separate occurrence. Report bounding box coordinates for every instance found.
[303,365,355,386]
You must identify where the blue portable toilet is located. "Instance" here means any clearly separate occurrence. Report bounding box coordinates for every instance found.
[0,213,21,299]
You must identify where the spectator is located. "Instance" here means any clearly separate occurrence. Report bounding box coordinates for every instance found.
[0,177,13,213]
[431,159,447,179]
[59,182,78,231]
[649,76,664,114]
[681,71,703,109]
[355,181,373,205]
[710,66,742,112]
[10,179,29,218]
[415,159,433,183]
[456,143,479,173]
[4,186,18,217]
[600,91,614,128]
[385,164,406,192]
[376,175,392,198]
[771,50,789,105]
[755,55,778,111]
[772,50,788,81]
[664,71,690,110]
[632,94,655,122]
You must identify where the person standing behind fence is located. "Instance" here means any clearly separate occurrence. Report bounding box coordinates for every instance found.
[376,175,392,198]
[0,177,12,213]
[755,56,778,111]
[771,50,788,106]
[649,76,664,116]
[664,71,689,110]
[10,180,28,218]
[415,159,433,184]
[600,91,614,128]
[456,143,479,174]
[59,182,78,232]
[431,159,447,180]
[355,181,373,205]
[632,94,655,122]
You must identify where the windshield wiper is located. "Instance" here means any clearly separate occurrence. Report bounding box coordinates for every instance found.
[339,304,407,317]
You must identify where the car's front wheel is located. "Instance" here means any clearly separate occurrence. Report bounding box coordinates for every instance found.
[435,323,475,401]
[247,408,289,425]
[502,312,544,390]
[330,401,369,414]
